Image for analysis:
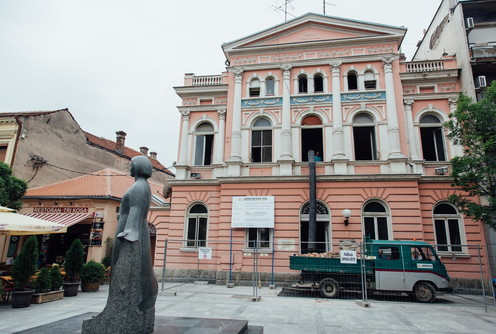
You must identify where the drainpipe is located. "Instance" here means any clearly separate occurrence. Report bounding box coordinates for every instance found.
[308,150,317,252]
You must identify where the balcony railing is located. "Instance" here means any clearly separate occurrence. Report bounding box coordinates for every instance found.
[192,75,223,86]
[406,60,445,73]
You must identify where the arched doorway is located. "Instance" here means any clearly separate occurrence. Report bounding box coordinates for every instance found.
[299,201,330,253]
[301,115,323,162]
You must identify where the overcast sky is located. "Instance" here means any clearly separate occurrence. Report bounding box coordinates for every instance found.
[0,0,441,171]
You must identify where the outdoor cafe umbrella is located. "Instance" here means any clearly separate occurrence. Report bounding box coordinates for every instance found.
[0,206,66,235]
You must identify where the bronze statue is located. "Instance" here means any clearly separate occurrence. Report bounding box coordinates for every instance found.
[83,156,158,333]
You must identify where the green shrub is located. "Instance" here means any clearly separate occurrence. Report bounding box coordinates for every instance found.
[12,236,39,290]
[34,267,51,293]
[64,239,84,282]
[80,260,105,283]
[49,266,64,291]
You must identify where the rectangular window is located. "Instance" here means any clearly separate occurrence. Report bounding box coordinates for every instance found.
[0,145,6,162]
[364,80,376,90]
[378,247,400,260]
[364,217,375,239]
[420,127,446,161]
[266,80,275,95]
[247,228,271,249]
[194,135,213,165]
[186,217,207,248]
[251,130,272,163]
[435,218,462,252]
[353,127,377,160]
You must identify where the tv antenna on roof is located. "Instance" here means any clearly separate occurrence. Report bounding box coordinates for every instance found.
[323,1,336,15]
[272,0,296,22]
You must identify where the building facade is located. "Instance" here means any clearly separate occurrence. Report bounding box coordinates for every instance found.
[159,13,488,282]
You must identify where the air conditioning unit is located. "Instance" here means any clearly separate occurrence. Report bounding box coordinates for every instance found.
[476,75,487,88]
[435,166,449,175]
[466,17,475,29]
[190,172,201,179]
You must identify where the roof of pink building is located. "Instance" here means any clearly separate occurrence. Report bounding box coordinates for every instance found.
[24,169,166,202]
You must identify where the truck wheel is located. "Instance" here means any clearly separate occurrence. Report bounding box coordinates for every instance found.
[413,282,436,303]
[319,278,340,298]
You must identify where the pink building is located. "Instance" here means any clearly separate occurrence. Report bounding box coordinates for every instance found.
[159,13,487,283]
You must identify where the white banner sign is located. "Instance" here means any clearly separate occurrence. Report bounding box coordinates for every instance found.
[340,250,357,264]
[231,196,274,228]
[198,247,212,260]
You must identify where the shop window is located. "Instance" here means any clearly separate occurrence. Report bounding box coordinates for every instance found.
[363,201,390,240]
[314,74,324,93]
[298,75,308,93]
[186,203,208,248]
[364,70,377,90]
[246,228,272,249]
[433,203,463,253]
[353,114,377,160]
[251,118,272,163]
[194,123,214,166]
[266,77,275,96]
[249,79,260,97]
[301,115,323,162]
[420,114,446,161]
[347,71,358,90]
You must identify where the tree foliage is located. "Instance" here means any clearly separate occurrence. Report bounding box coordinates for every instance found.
[445,81,496,230]
[12,235,39,290]
[0,162,28,210]
[64,239,84,282]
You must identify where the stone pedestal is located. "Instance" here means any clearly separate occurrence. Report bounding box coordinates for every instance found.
[82,241,154,334]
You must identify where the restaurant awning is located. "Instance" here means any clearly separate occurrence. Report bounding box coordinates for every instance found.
[22,212,93,228]
[0,212,67,235]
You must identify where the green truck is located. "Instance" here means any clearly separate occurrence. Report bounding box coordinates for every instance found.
[290,240,451,302]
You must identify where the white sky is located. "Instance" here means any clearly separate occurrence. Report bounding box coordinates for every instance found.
[0,0,441,171]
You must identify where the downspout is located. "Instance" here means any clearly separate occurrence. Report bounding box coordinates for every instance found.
[308,150,317,252]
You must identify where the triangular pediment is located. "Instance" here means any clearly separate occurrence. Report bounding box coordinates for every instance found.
[222,13,406,53]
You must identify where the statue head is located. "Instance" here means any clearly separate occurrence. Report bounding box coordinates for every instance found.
[130,156,153,179]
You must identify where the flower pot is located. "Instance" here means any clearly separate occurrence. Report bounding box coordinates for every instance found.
[12,289,35,308]
[32,290,64,304]
[63,282,80,297]
[81,281,100,292]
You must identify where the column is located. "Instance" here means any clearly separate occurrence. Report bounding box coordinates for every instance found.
[448,97,464,157]
[280,64,293,161]
[404,99,419,160]
[331,61,345,159]
[383,57,404,159]
[229,67,243,162]
[178,109,190,165]
[214,109,226,164]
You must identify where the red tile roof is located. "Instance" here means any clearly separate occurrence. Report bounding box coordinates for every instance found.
[84,131,173,176]
[24,169,166,201]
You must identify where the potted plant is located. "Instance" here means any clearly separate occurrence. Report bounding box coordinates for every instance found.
[80,260,105,292]
[31,266,64,304]
[11,235,38,308]
[63,239,84,297]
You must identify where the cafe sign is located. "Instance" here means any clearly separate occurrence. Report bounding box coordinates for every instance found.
[32,207,90,213]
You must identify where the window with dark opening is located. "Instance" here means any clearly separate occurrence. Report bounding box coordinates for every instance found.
[363,201,390,240]
[249,78,260,97]
[251,118,272,163]
[186,203,208,248]
[194,123,214,165]
[353,114,377,160]
[300,201,330,253]
[314,74,324,93]
[301,115,323,162]
[434,203,463,252]
[364,70,376,90]
[420,115,446,161]
[298,75,308,93]
[347,71,358,90]
[247,228,271,249]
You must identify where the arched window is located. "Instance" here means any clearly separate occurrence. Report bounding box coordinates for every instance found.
[301,115,323,162]
[433,203,463,253]
[298,75,308,93]
[251,118,272,163]
[364,70,376,90]
[353,114,377,160]
[300,201,330,253]
[347,71,358,90]
[420,114,446,161]
[194,123,214,165]
[266,77,275,96]
[314,74,324,93]
[186,203,208,248]
[363,201,390,240]
[249,78,260,97]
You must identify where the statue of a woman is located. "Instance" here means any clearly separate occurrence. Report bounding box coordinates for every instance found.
[83,156,158,334]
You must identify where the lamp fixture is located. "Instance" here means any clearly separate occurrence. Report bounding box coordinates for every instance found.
[342,209,352,226]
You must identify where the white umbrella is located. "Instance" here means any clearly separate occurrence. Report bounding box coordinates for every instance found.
[0,211,67,235]
[0,206,16,212]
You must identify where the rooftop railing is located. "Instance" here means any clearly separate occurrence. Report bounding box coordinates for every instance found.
[192,75,223,86]
[406,60,445,72]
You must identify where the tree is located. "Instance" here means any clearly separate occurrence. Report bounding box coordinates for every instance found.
[445,81,496,230]
[0,162,28,210]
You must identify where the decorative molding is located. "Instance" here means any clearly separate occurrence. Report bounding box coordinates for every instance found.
[403,98,414,106]
[438,83,456,92]
[242,98,283,108]
[232,67,244,76]
[402,86,416,94]
[341,92,386,101]
[180,110,190,120]
[290,95,332,105]
[217,109,227,120]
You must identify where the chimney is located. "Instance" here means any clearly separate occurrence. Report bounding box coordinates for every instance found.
[115,131,127,153]
[140,146,149,156]
[149,151,157,160]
